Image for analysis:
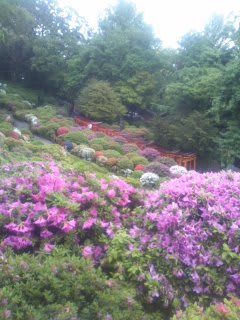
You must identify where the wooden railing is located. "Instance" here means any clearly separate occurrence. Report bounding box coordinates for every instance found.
[74,117,197,170]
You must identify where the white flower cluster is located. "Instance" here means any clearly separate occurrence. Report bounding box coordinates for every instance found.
[122,169,133,177]
[25,114,39,126]
[169,165,188,176]
[140,172,160,188]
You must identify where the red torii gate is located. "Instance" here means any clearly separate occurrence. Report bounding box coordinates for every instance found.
[74,117,197,170]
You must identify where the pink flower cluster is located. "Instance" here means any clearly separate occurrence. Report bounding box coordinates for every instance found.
[0,161,240,305]
[0,161,140,257]
[128,170,240,303]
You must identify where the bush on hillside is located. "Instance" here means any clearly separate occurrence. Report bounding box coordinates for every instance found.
[140,147,160,160]
[0,249,151,320]
[117,157,134,170]
[90,137,115,150]
[63,131,89,145]
[76,80,127,123]
[157,156,177,167]
[123,143,140,154]
[172,297,240,320]
[144,162,171,177]
[127,153,149,166]
[104,149,122,158]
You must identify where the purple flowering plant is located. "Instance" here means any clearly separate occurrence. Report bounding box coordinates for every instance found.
[0,161,239,309]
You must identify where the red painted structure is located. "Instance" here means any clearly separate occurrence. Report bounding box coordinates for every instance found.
[74,117,197,170]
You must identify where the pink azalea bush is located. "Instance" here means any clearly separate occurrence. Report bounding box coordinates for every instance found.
[0,161,140,258]
[140,147,160,161]
[0,161,240,310]
[105,170,240,307]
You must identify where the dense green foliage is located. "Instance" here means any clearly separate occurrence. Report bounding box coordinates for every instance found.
[76,80,126,122]
[1,0,240,168]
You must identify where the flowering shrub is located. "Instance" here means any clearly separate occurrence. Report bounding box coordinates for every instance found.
[13,128,22,136]
[108,170,240,308]
[157,156,177,167]
[140,148,160,161]
[95,151,105,157]
[172,297,240,319]
[1,160,240,315]
[56,127,70,137]
[106,158,118,168]
[122,143,140,154]
[0,161,140,254]
[96,155,108,165]
[9,131,20,140]
[135,164,145,171]
[140,172,160,188]
[112,135,127,144]
[144,162,171,177]
[170,165,188,176]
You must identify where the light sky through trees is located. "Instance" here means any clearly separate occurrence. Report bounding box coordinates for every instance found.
[59,0,240,47]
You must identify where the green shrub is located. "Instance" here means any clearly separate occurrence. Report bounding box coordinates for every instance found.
[106,140,123,153]
[3,137,25,150]
[90,137,113,150]
[125,176,141,188]
[117,156,134,170]
[127,153,149,166]
[0,95,29,111]
[0,249,150,320]
[90,143,103,151]
[76,79,127,123]
[125,126,151,139]
[63,131,89,145]
[104,149,122,158]
[33,123,59,138]
[131,171,143,179]
[0,122,13,135]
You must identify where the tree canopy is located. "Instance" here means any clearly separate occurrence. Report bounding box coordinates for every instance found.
[0,0,240,168]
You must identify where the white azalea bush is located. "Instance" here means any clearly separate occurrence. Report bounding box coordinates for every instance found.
[170,165,187,177]
[79,147,96,161]
[140,172,160,188]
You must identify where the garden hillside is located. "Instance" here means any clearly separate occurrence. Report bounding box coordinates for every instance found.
[0,0,240,319]
[0,86,239,319]
[1,0,240,169]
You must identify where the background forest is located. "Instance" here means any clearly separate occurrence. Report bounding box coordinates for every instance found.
[0,0,240,169]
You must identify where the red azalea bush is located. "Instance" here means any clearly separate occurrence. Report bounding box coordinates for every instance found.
[9,131,20,140]
[95,151,105,157]
[135,164,145,171]
[56,127,70,136]
[140,147,160,160]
